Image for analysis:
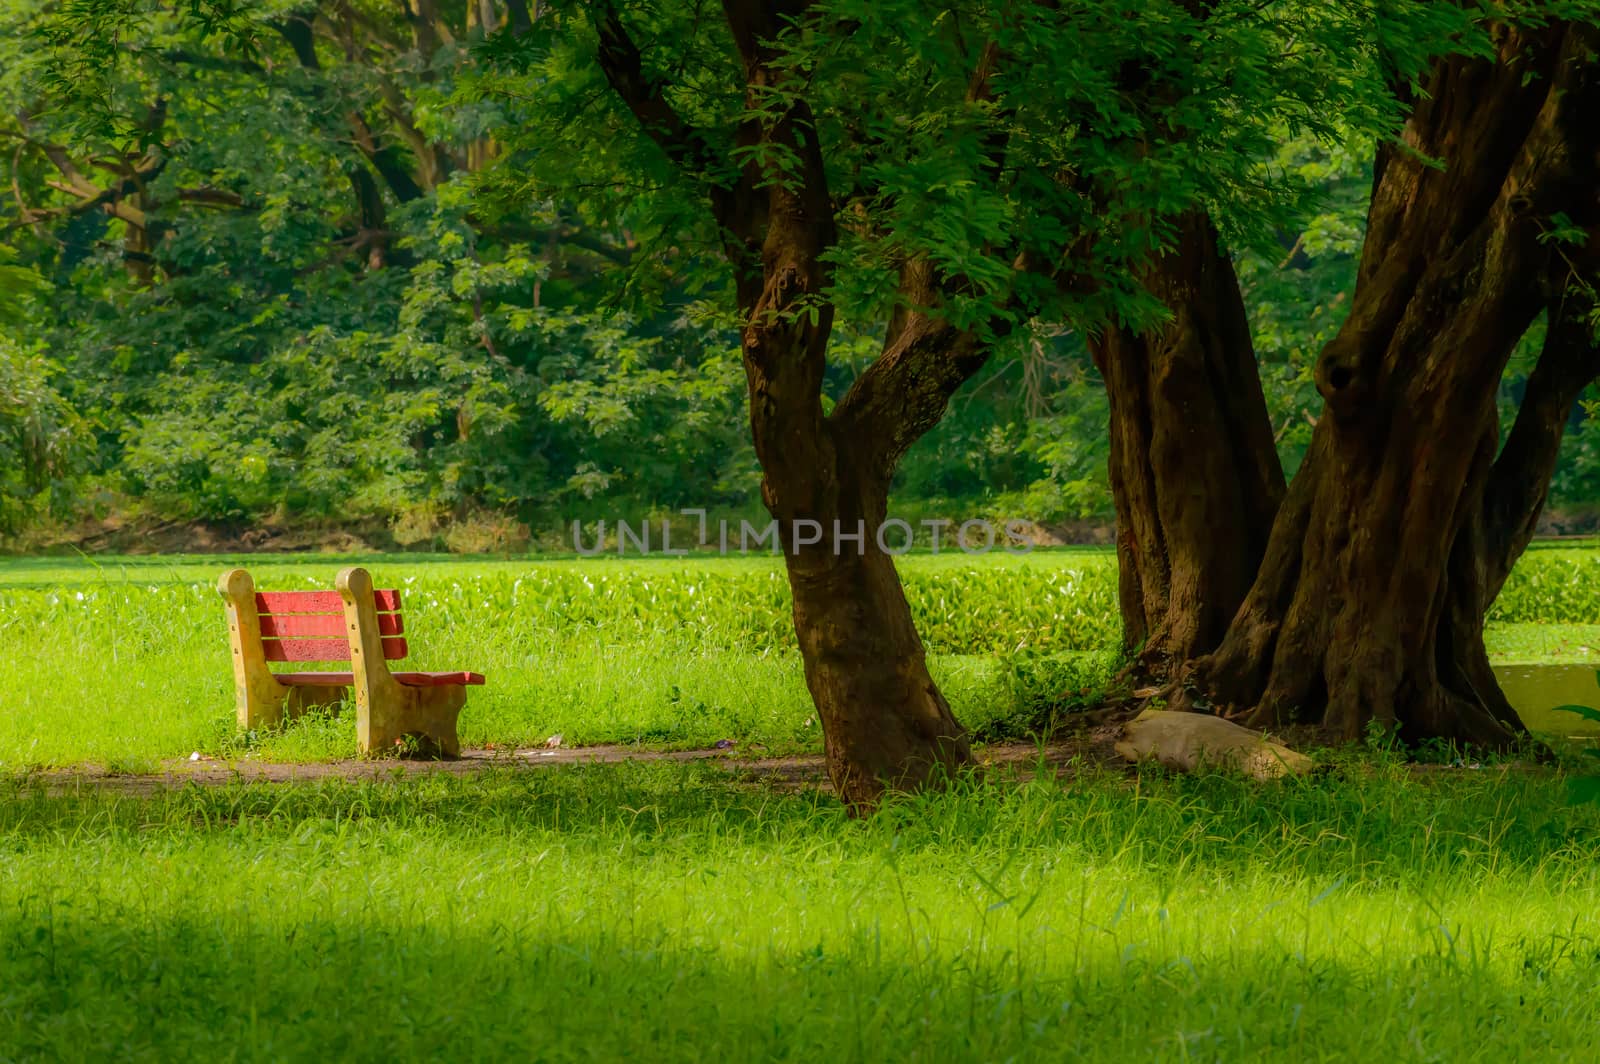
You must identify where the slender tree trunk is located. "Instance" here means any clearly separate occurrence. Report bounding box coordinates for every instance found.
[1092,212,1284,678]
[1480,301,1600,601]
[742,278,986,810]
[1185,27,1600,744]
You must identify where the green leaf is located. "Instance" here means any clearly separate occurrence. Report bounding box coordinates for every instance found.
[1550,704,1600,723]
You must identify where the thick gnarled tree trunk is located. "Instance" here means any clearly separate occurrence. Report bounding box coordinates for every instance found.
[1092,212,1284,678]
[1185,26,1600,744]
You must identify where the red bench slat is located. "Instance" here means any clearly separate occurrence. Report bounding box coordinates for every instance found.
[256,589,401,613]
[276,672,354,686]
[264,636,408,662]
[277,670,483,687]
[259,612,403,638]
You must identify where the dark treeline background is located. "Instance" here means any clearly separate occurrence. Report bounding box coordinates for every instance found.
[2,0,1596,549]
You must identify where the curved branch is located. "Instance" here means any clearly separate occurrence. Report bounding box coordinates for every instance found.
[591,3,723,181]
[829,311,996,484]
[1482,294,1600,600]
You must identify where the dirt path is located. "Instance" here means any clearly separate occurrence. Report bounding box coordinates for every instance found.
[15,736,1116,798]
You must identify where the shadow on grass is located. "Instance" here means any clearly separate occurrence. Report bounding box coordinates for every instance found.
[4,762,1600,1058]
[3,907,1597,1061]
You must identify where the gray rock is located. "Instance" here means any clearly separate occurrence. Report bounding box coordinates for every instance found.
[1114,709,1313,779]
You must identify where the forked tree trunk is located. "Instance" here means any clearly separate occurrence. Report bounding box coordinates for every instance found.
[751,305,989,811]
[1092,212,1284,678]
[1185,27,1600,744]
[588,3,991,812]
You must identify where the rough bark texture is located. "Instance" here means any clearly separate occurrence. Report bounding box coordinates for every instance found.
[1187,26,1600,745]
[1091,212,1284,677]
[780,452,972,810]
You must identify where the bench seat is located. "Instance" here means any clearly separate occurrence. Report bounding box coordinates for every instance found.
[277,671,485,687]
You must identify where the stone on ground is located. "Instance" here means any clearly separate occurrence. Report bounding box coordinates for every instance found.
[1115,709,1313,780]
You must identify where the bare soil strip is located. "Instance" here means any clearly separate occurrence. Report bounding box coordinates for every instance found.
[12,736,1117,797]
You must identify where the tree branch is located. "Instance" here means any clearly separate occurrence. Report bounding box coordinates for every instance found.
[28,132,168,229]
[505,0,534,35]
[1482,294,1600,600]
[590,3,723,181]
[827,36,1014,481]
[275,9,322,70]
[464,214,632,264]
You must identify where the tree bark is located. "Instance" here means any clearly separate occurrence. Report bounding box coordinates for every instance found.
[778,445,971,811]
[1481,299,1600,600]
[753,315,987,812]
[1091,211,1284,678]
[1185,26,1600,745]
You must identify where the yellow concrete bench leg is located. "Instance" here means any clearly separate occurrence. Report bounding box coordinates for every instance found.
[217,568,347,730]
[337,567,463,757]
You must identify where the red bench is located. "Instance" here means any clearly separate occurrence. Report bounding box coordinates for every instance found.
[218,566,483,756]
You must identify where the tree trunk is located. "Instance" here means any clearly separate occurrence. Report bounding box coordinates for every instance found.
[594,1,995,811]
[1185,27,1600,745]
[1192,415,1529,744]
[1091,211,1284,678]
[737,255,986,810]
[1480,300,1600,601]
[590,3,972,810]
[588,3,1010,808]
[778,453,970,813]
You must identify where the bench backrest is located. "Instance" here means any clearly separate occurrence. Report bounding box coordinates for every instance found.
[255,588,408,662]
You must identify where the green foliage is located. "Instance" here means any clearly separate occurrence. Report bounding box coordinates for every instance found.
[0,554,1121,658]
[1489,548,1600,623]
[1546,671,1600,805]
[4,0,1600,543]
[475,0,1432,329]
[0,342,87,534]
[0,0,761,531]
[0,245,87,534]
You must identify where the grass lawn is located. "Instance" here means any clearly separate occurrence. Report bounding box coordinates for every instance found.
[4,761,1599,1060]
[4,550,1600,1059]
[3,547,1600,770]
[1,549,1125,770]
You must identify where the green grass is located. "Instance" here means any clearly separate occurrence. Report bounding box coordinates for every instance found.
[2,761,1598,1060]
[0,550,1124,769]
[4,547,1600,768]
[6,550,1600,1059]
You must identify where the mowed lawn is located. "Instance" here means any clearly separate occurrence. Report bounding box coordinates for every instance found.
[4,546,1600,769]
